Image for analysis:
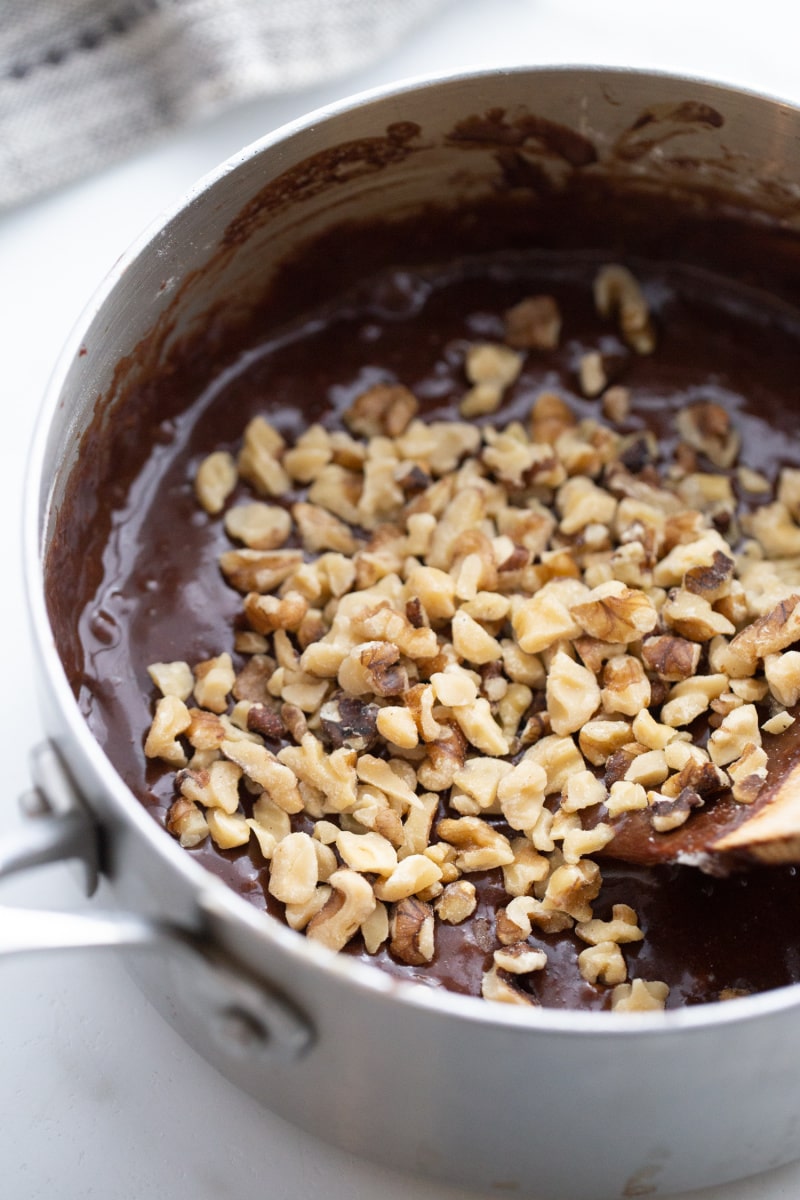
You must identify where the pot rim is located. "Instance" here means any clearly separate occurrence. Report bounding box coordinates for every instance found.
[24,61,800,1037]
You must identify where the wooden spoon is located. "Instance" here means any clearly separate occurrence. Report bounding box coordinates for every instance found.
[601,713,800,875]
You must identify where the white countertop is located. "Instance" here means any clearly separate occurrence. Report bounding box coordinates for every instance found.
[4,2,800,1197]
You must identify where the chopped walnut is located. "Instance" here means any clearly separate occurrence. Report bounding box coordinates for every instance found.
[145,695,191,767]
[707,704,762,768]
[224,502,291,550]
[451,756,511,813]
[238,416,290,496]
[355,755,418,809]
[461,343,523,418]
[578,941,627,986]
[493,944,548,975]
[220,548,304,594]
[437,816,514,872]
[247,793,291,855]
[460,381,505,419]
[450,698,509,757]
[504,295,561,349]
[546,651,601,736]
[244,591,309,636]
[497,896,564,943]
[150,267,800,1015]
[278,734,357,813]
[306,869,376,952]
[177,759,242,815]
[466,342,523,388]
[719,986,753,1001]
[360,900,390,954]
[373,854,442,902]
[561,822,614,864]
[338,641,409,698]
[511,578,589,654]
[282,424,332,483]
[630,709,679,752]
[576,904,643,946]
[542,860,602,922]
[376,705,419,749]
[390,897,435,965]
[193,653,236,714]
[594,264,656,354]
[743,502,800,559]
[166,797,209,847]
[683,549,735,602]
[602,386,631,424]
[435,880,477,924]
[624,749,669,788]
[336,830,398,877]
[649,789,700,832]
[502,838,549,896]
[293,502,358,554]
[284,886,333,933]
[451,609,503,665]
[763,711,795,737]
[727,742,769,804]
[675,402,740,470]
[268,831,319,905]
[525,735,587,795]
[561,769,607,814]
[578,351,607,398]
[570,581,658,644]
[728,594,800,669]
[344,383,418,439]
[496,759,548,830]
[605,779,648,816]
[185,707,226,752]
[481,965,538,1006]
[660,673,728,728]
[148,660,194,702]
[195,450,237,514]
[662,588,736,642]
[640,634,701,682]
[206,808,250,850]
[611,979,670,1012]
[764,651,800,707]
[579,720,633,766]
[601,655,651,717]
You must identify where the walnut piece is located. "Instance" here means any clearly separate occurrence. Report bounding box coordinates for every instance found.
[594,264,656,354]
[611,979,670,1012]
[344,383,418,439]
[504,295,561,349]
[390,897,435,965]
[306,870,376,952]
[195,451,237,514]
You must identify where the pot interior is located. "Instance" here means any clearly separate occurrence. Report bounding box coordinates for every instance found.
[37,67,800,1015]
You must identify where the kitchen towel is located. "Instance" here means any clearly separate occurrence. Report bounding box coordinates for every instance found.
[0,0,451,209]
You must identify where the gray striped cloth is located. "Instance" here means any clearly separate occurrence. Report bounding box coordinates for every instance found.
[0,0,449,209]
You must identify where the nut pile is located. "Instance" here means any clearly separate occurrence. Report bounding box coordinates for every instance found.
[145,264,800,1012]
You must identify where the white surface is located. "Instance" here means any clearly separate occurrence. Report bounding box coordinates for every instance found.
[4,2,800,1198]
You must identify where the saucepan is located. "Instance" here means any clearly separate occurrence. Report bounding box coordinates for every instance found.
[9,66,800,1199]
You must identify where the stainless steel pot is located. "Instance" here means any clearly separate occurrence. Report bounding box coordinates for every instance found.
[11,66,800,1200]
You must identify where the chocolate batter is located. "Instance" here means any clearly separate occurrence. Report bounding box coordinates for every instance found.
[51,248,800,1010]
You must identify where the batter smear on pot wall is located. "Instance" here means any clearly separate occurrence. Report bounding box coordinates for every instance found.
[63,250,800,1010]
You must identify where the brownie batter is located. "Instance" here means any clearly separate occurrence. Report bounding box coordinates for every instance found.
[52,249,800,1010]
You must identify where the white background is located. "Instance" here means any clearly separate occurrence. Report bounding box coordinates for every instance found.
[3,2,800,1197]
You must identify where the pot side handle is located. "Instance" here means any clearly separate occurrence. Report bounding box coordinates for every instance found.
[0,741,314,1064]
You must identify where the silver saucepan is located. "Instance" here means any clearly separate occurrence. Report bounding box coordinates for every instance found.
[10,67,800,1200]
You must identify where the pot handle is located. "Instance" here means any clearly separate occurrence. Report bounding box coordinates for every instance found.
[0,741,314,1063]
[9,739,100,893]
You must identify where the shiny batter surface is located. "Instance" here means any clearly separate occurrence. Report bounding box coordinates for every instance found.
[55,252,800,1008]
